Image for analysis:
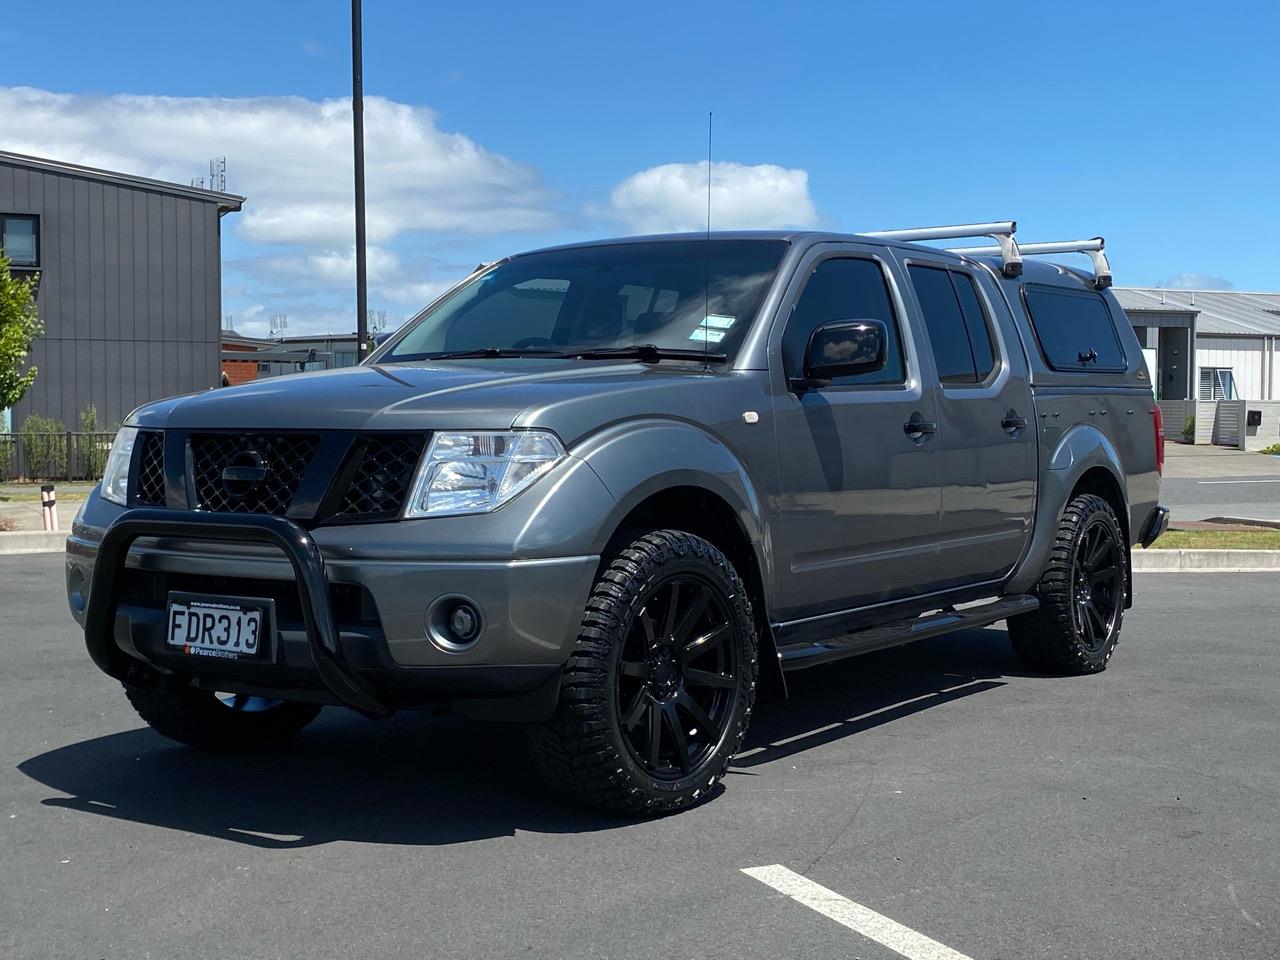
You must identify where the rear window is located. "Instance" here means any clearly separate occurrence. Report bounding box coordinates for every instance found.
[1023,286,1126,372]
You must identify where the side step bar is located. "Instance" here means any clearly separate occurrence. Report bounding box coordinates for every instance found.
[779,595,1039,672]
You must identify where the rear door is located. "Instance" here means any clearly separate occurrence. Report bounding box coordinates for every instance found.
[898,256,1037,587]
[769,244,942,622]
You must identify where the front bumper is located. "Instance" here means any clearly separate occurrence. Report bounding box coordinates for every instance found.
[68,507,599,720]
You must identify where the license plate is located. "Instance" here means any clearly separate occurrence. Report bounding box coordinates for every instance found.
[165,594,269,660]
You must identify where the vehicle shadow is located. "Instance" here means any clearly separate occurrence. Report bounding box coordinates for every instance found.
[18,626,1026,848]
[19,712,619,848]
[735,625,1022,769]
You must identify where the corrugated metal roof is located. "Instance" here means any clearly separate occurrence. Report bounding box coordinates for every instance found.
[0,150,245,214]
[1114,287,1280,336]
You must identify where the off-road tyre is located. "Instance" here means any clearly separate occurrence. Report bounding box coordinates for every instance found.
[124,682,322,750]
[1009,493,1127,674]
[528,530,758,816]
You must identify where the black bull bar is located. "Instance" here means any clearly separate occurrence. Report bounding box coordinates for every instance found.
[84,508,393,718]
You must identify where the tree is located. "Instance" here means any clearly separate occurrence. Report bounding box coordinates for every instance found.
[0,254,43,412]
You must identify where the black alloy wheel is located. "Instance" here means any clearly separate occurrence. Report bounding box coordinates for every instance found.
[1071,518,1124,653]
[528,529,758,815]
[124,680,322,750]
[1008,493,1127,675]
[615,574,740,780]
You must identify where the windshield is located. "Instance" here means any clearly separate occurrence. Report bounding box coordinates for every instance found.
[381,239,789,364]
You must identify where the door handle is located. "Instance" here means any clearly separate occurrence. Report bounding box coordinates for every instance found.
[1001,415,1028,434]
[903,419,937,440]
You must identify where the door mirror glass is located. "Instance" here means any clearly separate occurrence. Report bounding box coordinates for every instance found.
[803,319,888,383]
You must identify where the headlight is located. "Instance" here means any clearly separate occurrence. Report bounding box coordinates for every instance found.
[100,426,139,506]
[405,430,565,518]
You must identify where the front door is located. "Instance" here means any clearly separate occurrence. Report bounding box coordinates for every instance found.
[897,256,1036,587]
[770,247,942,623]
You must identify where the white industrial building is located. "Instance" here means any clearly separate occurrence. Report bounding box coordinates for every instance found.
[1115,288,1280,401]
[1115,287,1280,448]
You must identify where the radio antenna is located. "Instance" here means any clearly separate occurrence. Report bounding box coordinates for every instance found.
[703,111,712,368]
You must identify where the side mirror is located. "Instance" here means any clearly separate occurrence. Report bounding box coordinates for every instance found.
[791,319,888,391]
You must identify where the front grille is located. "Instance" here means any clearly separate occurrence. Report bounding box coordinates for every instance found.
[334,435,425,520]
[190,433,320,515]
[135,432,166,505]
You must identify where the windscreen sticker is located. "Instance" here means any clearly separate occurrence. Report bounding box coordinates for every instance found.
[688,314,736,343]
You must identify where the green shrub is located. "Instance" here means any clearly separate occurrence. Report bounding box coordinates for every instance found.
[19,413,68,478]
[78,404,112,479]
[1259,443,1280,456]
[1183,415,1195,442]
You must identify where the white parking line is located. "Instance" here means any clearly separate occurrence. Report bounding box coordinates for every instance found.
[1195,479,1280,484]
[742,864,974,960]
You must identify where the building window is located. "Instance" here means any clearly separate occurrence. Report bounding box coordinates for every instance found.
[1199,367,1236,400]
[1,214,39,267]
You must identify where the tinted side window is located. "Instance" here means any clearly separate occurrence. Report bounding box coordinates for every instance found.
[1023,286,1126,372]
[909,264,976,383]
[950,272,995,379]
[784,258,905,385]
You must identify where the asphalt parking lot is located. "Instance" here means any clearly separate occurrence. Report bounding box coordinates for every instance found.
[3,553,1278,960]
[1161,444,1280,523]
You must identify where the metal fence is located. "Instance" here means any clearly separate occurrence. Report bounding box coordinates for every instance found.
[0,432,117,482]
[1157,399,1248,449]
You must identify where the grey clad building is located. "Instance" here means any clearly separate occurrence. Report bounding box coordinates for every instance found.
[0,150,243,431]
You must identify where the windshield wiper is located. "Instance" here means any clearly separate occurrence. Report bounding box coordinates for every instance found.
[426,347,564,360]
[570,344,728,364]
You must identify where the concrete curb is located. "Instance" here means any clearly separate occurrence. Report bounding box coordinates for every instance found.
[0,531,67,555]
[1134,549,1280,572]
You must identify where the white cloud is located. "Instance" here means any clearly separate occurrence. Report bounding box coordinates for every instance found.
[1,86,823,335]
[379,278,458,308]
[1161,272,1235,291]
[0,85,564,332]
[607,161,818,234]
[0,86,561,250]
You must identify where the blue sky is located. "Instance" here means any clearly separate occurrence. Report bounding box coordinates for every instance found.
[3,1,1278,336]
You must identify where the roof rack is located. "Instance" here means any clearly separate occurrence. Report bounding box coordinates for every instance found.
[862,221,1022,278]
[950,237,1112,290]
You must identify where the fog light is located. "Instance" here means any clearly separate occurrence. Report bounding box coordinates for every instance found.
[68,566,87,614]
[448,602,480,643]
[426,595,484,652]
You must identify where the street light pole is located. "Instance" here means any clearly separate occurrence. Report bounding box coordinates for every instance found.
[351,0,369,361]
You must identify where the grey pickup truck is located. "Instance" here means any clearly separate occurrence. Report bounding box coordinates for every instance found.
[67,222,1168,814]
